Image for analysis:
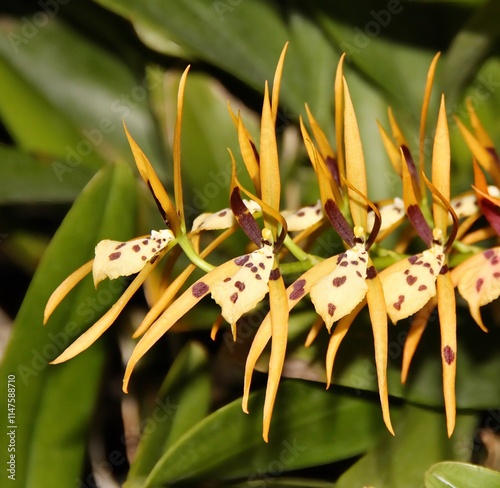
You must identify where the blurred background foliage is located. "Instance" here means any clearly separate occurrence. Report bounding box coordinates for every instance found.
[1,0,500,487]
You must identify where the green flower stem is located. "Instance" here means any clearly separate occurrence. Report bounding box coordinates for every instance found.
[176,234,215,273]
[283,234,313,262]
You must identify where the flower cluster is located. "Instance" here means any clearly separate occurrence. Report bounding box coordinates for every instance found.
[44,45,500,441]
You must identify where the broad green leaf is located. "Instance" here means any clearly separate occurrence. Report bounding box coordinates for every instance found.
[442,0,500,106]
[92,0,339,127]
[0,15,164,175]
[142,380,396,486]
[0,146,93,204]
[126,341,211,486]
[425,461,500,488]
[336,404,478,488]
[231,479,335,488]
[0,163,137,487]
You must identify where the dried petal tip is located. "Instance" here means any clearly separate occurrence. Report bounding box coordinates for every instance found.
[92,229,174,286]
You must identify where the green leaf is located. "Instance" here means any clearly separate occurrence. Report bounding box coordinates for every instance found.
[142,380,395,486]
[231,478,335,488]
[126,341,211,486]
[336,404,478,488]
[0,15,164,175]
[425,461,500,488]
[0,146,93,204]
[0,163,137,487]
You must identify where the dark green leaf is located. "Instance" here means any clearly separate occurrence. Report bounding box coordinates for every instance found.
[0,163,137,487]
[143,380,395,486]
[126,342,211,486]
[425,461,500,488]
[336,404,478,488]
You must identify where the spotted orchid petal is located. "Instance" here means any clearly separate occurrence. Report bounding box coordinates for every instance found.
[124,230,275,392]
[191,200,261,233]
[92,229,175,286]
[452,248,500,332]
[281,201,323,231]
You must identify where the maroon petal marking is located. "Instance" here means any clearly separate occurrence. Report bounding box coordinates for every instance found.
[230,292,238,303]
[234,281,245,291]
[393,295,405,311]
[115,243,127,250]
[269,268,281,281]
[406,275,417,286]
[192,281,209,298]
[235,255,250,266]
[443,345,455,365]
[132,245,141,252]
[366,266,377,280]
[109,252,121,261]
[289,279,306,301]
[332,276,347,287]
[476,278,484,292]
[327,303,336,316]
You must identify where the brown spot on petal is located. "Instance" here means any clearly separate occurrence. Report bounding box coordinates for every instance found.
[151,248,157,253]
[230,292,238,303]
[259,262,265,269]
[393,295,405,311]
[132,245,141,252]
[251,266,258,273]
[235,255,250,266]
[142,240,149,245]
[234,281,245,291]
[440,264,448,275]
[297,211,305,217]
[218,210,227,217]
[332,276,347,287]
[269,269,281,281]
[484,249,495,259]
[406,275,417,286]
[408,255,418,264]
[443,345,455,365]
[476,278,484,292]
[223,277,231,282]
[494,272,500,278]
[289,279,306,301]
[418,285,427,291]
[115,243,126,250]
[109,252,121,261]
[192,282,209,298]
[255,274,262,280]
[366,266,377,280]
[328,303,336,316]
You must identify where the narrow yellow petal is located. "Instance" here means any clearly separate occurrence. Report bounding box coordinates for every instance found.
[123,260,240,392]
[134,227,236,337]
[271,43,289,123]
[334,53,346,181]
[366,270,394,435]
[325,300,364,388]
[237,115,261,194]
[377,120,402,177]
[210,314,224,341]
[173,66,190,230]
[262,268,288,442]
[432,95,451,234]
[466,98,494,149]
[343,78,367,230]
[437,270,457,437]
[300,117,342,206]
[243,255,338,412]
[401,297,436,383]
[455,117,500,188]
[260,81,280,221]
[51,259,160,364]
[44,260,93,325]
[305,104,336,163]
[123,123,179,234]
[304,316,324,348]
[388,107,409,149]
[420,52,441,171]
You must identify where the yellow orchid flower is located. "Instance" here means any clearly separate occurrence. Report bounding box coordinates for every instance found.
[44,66,216,364]
[243,67,394,437]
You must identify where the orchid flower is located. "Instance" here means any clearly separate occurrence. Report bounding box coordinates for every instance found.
[242,62,394,437]
[121,46,292,447]
[44,66,217,364]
